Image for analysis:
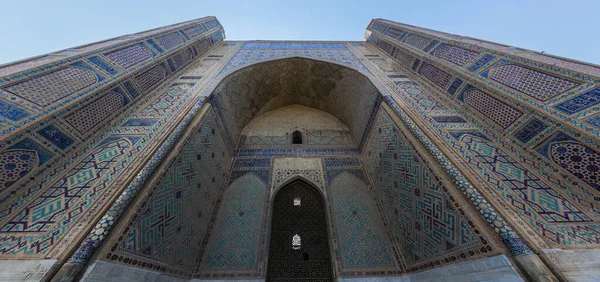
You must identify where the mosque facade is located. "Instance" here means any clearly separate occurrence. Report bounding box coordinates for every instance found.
[0,16,598,281]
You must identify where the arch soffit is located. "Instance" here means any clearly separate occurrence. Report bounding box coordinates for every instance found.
[210,56,383,147]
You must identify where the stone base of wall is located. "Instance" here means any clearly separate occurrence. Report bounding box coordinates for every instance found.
[81,261,188,282]
[0,259,57,282]
[339,255,523,282]
[541,249,600,282]
[81,254,523,282]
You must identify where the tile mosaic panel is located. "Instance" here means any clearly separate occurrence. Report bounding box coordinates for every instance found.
[431,116,466,123]
[433,43,479,66]
[402,34,430,50]
[88,56,119,76]
[535,132,600,192]
[454,133,590,223]
[483,62,579,101]
[513,118,548,143]
[169,49,194,71]
[554,88,600,114]
[134,64,167,93]
[64,91,127,133]
[184,25,205,38]
[418,62,452,89]
[272,168,324,191]
[156,32,185,51]
[364,109,487,269]
[37,125,75,150]
[2,138,132,233]
[4,66,100,106]
[447,78,463,95]
[0,150,38,191]
[329,171,396,269]
[585,115,600,128]
[105,44,154,69]
[459,86,523,129]
[0,99,30,121]
[110,110,230,272]
[200,172,267,270]
[467,55,495,72]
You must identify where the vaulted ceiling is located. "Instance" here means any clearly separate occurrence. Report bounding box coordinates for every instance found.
[210,57,380,148]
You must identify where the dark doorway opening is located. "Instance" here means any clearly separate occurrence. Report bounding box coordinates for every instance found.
[267,180,333,281]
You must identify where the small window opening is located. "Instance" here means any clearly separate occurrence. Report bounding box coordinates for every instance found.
[293,197,301,206]
[292,234,301,250]
[303,253,309,260]
[292,131,303,144]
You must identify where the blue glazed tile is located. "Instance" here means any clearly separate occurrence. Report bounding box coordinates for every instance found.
[467,54,494,72]
[585,115,600,128]
[0,99,30,121]
[447,78,463,95]
[432,116,466,123]
[122,80,141,98]
[89,56,119,75]
[513,119,547,143]
[323,158,361,168]
[122,119,158,126]
[233,158,271,169]
[146,39,164,53]
[241,42,346,49]
[37,125,75,150]
[554,88,600,114]
[8,138,54,165]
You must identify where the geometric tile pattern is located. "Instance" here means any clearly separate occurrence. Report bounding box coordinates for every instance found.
[586,115,600,128]
[112,110,230,271]
[433,43,479,66]
[457,133,590,223]
[1,138,131,234]
[272,168,324,192]
[554,88,600,114]
[467,55,495,72]
[64,91,126,133]
[447,78,463,95]
[201,172,267,269]
[550,142,600,192]
[419,62,452,89]
[431,116,466,123]
[134,65,167,93]
[37,124,75,150]
[105,44,154,69]
[0,98,30,121]
[184,25,205,38]
[535,132,600,192]
[367,20,600,250]
[170,49,194,71]
[460,87,523,129]
[0,150,37,191]
[0,18,223,264]
[402,34,430,50]
[4,66,99,106]
[364,109,486,269]
[486,63,579,101]
[329,171,395,269]
[513,118,547,143]
[156,33,184,51]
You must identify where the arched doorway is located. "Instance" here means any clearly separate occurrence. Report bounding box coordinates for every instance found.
[267,180,333,281]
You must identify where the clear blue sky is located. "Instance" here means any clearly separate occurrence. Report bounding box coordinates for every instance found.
[1,0,598,65]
